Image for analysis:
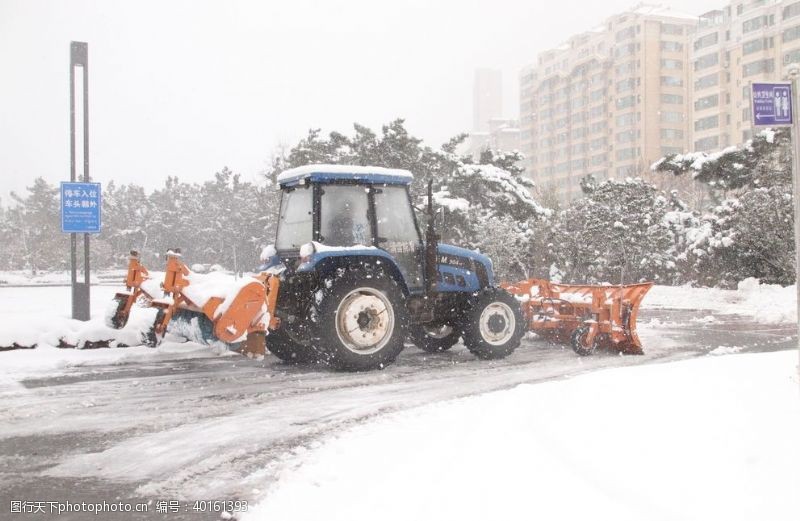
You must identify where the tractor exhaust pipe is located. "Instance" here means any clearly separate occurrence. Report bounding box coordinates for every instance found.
[424,179,439,296]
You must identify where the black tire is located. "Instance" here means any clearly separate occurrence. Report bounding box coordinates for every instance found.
[462,288,524,360]
[105,295,128,329]
[410,324,460,353]
[267,325,318,364]
[141,309,166,348]
[311,271,408,371]
[570,325,597,356]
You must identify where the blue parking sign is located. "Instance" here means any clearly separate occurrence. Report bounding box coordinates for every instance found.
[61,182,101,233]
[751,82,793,126]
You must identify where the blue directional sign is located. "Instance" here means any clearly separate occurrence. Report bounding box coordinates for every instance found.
[61,182,101,233]
[751,82,793,127]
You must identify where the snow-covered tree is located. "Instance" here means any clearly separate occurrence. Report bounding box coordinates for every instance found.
[652,127,794,287]
[549,178,682,284]
[10,178,69,273]
[652,128,791,195]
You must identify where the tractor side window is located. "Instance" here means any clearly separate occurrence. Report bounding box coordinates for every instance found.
[374,186,420,245]
[320,185,372,246]
[275,186,312,250]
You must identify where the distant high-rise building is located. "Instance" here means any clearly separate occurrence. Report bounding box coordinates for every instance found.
[519,4,697,203]
[474,69,503,132]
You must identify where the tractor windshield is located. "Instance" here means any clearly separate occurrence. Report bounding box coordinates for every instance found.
[275,186,313,250]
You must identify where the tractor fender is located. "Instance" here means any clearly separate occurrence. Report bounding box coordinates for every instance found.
[297,250,411,296]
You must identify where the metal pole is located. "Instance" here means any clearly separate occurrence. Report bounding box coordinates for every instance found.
[792,76,800,366]
[69,41,90,320]
[82,51,91,290]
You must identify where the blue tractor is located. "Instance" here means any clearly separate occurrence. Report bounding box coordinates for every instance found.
[260,164,525,371]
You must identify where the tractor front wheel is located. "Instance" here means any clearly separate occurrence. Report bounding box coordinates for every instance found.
[410,324,461,353]
[462,288,524,360]
[267,325,318,364]
[312,272,407,371]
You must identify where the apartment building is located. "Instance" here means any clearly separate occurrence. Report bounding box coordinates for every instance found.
[520,4,697,202]
[691,0,800,151]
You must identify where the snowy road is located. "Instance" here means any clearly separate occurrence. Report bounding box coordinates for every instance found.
[0,286,796,520]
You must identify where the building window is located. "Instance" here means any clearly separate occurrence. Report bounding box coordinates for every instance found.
[783,1,800,20]
[694,52,719,70]
[590,154,607,166]
[743,107,751,121]
[661,76,683,87]
[695,115,719,131]
[660,41,683,52]
[743,15,773,33]
[743,37,774,55]
[694,135,720,151]
[661,59,683,69]
[695,72,719,91]
[661,128,684,140]
[661,111,683,123]
[615,61,636,75]
[693,32,719,50]
[616,26,636,41]
[615,43,637,57]
[617,165,637,177]
[742,58,775,76]
[616,148,637,161]
[661,146,683,156]
[661,23,683,35]
[617,78,636,92]
[616,95,636,109]
[661,93,683,104]
[694,94,719,111]
[616,112,636,126]
[782,25,800,42]
[616,129,636,143]
[785,48,800,65]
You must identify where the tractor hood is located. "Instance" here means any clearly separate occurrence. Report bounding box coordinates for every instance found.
[436,243,495,287]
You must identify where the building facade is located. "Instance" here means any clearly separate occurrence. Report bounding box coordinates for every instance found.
[690,0,800,152]
[520,4,697,202]
[520,1,800,203]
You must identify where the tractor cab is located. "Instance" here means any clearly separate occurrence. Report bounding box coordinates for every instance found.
[273,165,425,292]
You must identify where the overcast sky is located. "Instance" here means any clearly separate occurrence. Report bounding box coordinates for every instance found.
[0,0,722,200]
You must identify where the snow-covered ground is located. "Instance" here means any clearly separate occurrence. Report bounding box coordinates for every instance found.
[245,350,800,521]
[0,279,797,520]
[647,277,796,324]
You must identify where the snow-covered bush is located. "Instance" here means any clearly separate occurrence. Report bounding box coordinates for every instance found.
[652,127,795,287]
[682,186,794,287]
[549,178,685,284]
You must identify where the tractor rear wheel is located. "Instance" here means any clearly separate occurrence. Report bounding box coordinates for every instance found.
[267,325,318,364]
[410,324,460,353]
[462,288,524,360]
[312,272,408,371]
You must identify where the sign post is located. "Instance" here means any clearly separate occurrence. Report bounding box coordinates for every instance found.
[68,41,93,321]
[752,80,799,364]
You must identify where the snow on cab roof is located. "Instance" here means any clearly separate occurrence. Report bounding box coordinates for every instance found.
[277,164,414,186]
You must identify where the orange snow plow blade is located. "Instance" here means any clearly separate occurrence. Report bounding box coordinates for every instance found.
[108,249,279,353]
[501,278,653,356]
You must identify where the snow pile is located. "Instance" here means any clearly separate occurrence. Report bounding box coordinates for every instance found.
[646,278,796,324]
[182,270,255,317]
[277,164,413,184]
[245,351,800,521]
